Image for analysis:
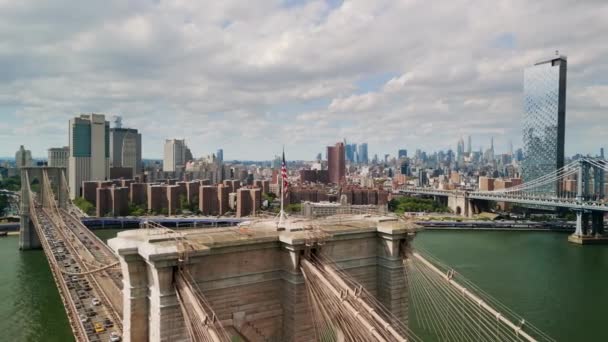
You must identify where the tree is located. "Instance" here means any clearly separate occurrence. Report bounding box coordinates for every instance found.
[73,197,95,216]
[0,175,21,192]
[286,203,301,214]
[388,197,450,214]
[0,194,8,215]
[190,195,199,212]
[179,195,188,210]
[262,192,277,202]
[128,202,146,216]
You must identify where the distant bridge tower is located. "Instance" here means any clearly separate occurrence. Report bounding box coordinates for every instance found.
[19,167,68,250]
[571,159,605,240]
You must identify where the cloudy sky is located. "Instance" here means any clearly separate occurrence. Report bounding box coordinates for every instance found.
[0,0,606,160]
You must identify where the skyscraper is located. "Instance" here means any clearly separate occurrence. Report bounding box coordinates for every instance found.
[467,135,472,155]
[48,146,69,168]
[110,126,142,178]
[216,149,224,163]
[522,55,567,193]
[327,142,345,184]
[163,139,189,172]
[398,149,408,159]
[344,143,357,163]
[69,114,110,199]
[358,143,369,164]
[457,137,465,162]
[15,145,33,169]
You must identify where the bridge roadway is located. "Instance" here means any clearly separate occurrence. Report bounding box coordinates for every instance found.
[398,188,608,212]
[58,209,123,294]
[32,204,122,342]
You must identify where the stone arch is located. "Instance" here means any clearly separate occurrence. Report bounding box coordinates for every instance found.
[456,206,462,215]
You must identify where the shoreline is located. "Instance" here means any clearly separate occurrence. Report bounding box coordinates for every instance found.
[421,227,571,232]
[413,220,576,232]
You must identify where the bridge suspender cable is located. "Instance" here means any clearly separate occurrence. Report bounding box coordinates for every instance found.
[411,252,538,342]
[315,257,408,342]
[301,258,391,342]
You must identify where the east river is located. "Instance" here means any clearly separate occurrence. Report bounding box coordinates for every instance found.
[1,229,607,341]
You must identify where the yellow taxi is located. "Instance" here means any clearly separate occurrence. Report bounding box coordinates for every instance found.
[94,322,105,333]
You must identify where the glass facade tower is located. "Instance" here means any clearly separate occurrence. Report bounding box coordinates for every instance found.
[522,56,567,194]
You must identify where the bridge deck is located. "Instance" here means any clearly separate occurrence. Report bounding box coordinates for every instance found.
[33,206,122,342]
[59,209,123,297]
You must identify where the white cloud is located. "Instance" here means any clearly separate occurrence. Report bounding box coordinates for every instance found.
[0,0,606,159]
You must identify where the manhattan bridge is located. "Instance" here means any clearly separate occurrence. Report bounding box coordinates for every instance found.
[400,157,608,242]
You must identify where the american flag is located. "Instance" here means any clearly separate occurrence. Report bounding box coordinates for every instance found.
[281,150,289,197]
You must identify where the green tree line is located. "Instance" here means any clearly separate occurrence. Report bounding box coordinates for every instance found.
[388,197,451,214]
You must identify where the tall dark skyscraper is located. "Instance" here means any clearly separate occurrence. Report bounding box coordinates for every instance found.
[327,142,345,184]
[398,149,407,159]
[344,143,357,163]
[216,149,223,163]
[522,55,567,194]
[358,143,369,164]
[110,127,142,177]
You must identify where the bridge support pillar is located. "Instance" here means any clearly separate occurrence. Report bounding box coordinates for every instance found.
[118,252,150,342]
[282,246,315,342]
[573,210,590,237]
[111,239,185,342]
[582,213,590,235]
[591,211,604,236]
[19,211,40,249]
[19,169,40,250]
[447,194,471,217]
[377,231,411,324]
[148,263,183,342]
[19,167,67,250]
[570,210,608,244]
[110,217,416,341]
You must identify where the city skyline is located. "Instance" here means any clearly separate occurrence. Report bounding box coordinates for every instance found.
[0,1,607,159]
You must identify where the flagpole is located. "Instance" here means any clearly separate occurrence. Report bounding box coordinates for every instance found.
[278,146,287,228]
[279,171,285,226]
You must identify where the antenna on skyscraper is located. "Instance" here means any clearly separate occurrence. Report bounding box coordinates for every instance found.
[113,115,122,129]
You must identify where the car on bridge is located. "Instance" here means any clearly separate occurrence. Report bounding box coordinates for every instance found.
[94,322,105,333]
[103,318,113,328]
[109,331,121,342]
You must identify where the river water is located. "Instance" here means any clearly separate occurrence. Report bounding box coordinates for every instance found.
[1,229,607,341]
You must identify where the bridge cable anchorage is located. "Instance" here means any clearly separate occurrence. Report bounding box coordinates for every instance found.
[405,248,556,342]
